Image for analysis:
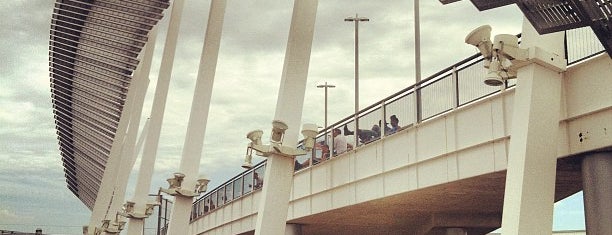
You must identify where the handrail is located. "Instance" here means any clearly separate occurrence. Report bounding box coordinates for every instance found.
[317,52,483,137]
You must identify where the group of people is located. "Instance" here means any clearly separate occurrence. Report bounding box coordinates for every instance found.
[294,126,351,170]
[294,115,401,170]
[343,114,401,144]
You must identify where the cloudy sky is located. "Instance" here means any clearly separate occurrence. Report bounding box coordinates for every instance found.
[0,0,585,234]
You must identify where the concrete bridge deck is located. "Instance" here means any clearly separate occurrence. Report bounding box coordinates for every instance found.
[189,53,611,235]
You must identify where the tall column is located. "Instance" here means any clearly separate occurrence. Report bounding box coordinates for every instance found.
[582,151,612,235]
[165,0,227,234]
[122,26,160,235]
[126,0,186,233]
[500,18,565,234]
[105,66,150,226]
[100,22,157,234]
[255,1,318,234]
[88,45,151,235]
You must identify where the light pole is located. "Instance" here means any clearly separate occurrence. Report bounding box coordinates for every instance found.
[414,0,422,122]
[317,82,335,144]
[344,14,368,147]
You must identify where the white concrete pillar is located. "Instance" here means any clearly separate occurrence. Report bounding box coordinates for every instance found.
[105,67,150,227]
[165,0,227,234]
[125,0,186,233]
[88,45,152,234]
[124,26,160,235]
[255,1,318,235]
[582,151,612,235]
[500,18,565,235]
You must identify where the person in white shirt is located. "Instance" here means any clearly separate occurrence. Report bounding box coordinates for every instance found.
[333,128,348,155]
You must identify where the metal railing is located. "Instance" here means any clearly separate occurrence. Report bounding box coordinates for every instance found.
[190,28,605,221]
[191,161,266,221]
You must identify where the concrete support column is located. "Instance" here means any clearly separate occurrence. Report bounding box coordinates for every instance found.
[125,27,158,235]
[88,41,151,234]
[582,151,612,235]
[165,0,227,234]
[255,1,318,235]
[126,0,185,233]
[105,64,150,227]
[500,18,565,235]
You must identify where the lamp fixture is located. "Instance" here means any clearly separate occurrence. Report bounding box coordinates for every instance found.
[159,172,206,198]
[271,120,288,144]
[242,149,253,169]
[465,25,565,86]
[118,199,160,219]
[242,120,318,168]
[195,177,210,193]
[301,123,318,151]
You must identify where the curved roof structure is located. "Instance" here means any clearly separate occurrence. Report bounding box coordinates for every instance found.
[440,0,612,58]
[49,0,169,209]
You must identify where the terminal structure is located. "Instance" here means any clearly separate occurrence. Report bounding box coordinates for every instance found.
[49,1,611,234]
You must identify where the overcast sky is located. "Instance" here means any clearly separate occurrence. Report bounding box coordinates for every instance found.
[0,0,585,234]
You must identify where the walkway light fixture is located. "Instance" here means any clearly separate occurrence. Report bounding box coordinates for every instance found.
[122,201,135,213]
[465,25,565,86]
[160,172,208,197]
[243,121,316,168]
[242,150,254,169]
[247,130,264,146]
[271,120,289,144]
[94,218,125,235]
[196,177,211,194]
[465,25,493,61]
[118,198,160,219]
[168,172,185,189]
[301,123,319,151]
[144,203,157,216]
[243,130,263,169]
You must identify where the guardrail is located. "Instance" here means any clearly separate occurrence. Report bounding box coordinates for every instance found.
[189,28,605,222]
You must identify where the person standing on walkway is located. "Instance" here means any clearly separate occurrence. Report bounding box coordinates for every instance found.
[333,128,348,154]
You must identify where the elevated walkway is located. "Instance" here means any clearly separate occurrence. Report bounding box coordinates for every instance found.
[188,29,611,235]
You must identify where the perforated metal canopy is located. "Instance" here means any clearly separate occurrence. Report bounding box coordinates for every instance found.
[440,0,612,57]
[49,0,169,210]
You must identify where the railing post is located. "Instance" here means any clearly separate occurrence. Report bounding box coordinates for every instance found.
[381,101,387,136]
[415,86,422,123]
[330,126,335,158]
[156,195,161,235]
[452,66,459,108]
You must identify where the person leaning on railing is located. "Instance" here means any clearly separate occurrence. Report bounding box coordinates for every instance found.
[386,115,400,135]
[294,142,330,170]
[343,124,379,144]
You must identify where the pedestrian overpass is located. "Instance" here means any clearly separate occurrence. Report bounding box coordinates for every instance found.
[187,29,611,235]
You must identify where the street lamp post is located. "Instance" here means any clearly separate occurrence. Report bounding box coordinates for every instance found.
[414,0,422,122]
[345,14,368,147]
[316,82,335,144]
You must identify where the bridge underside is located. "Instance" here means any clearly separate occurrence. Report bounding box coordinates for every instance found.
[279,156,583,235]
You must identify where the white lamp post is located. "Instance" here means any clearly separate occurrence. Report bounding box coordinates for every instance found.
[316,82,335,144]
[344,14,369,147]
